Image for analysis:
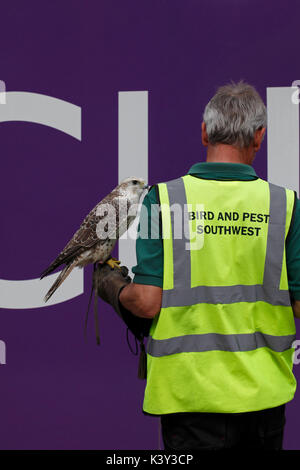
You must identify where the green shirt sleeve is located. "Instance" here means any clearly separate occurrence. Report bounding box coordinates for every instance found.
[286,198,300,300]
[132,186,163,287]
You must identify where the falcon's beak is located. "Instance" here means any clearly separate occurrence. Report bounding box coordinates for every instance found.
[143,184,149,190]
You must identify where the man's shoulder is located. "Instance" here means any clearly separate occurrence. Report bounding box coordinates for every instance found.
[146,176,186,206]
[144,184,159,205]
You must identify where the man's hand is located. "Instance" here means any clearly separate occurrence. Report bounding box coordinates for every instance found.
[94,261,152,339]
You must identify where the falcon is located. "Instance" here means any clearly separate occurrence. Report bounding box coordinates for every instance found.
[41,177,147,302]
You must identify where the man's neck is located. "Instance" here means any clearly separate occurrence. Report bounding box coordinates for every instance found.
[206,143,255,165]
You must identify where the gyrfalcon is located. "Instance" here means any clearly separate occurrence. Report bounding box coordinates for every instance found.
[40,177,147,302]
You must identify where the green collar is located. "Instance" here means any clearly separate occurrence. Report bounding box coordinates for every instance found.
[188,162,258,180]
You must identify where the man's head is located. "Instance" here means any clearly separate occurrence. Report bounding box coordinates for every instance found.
[202,81,266,164]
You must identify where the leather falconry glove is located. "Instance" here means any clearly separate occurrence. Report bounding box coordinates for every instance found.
[93,261,151,379]
[93,262,152,341]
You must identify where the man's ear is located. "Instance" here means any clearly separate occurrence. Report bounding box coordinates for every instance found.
[253,127,266,151]
[201,121,209,147]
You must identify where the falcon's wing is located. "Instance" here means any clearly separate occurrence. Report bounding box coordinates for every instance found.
[109,196,138,240]
[40,193,120,279]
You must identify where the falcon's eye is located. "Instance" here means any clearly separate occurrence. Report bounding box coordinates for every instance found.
[132,180,138,185]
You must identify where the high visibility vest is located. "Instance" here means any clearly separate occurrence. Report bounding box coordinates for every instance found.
[143,175,297,415]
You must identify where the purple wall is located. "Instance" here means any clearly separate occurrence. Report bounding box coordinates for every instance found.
[0,0,299,449]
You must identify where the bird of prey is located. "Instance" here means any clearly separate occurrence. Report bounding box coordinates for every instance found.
[41,177,147,302]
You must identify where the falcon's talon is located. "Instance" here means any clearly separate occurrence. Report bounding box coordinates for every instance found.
[106,258,121,269]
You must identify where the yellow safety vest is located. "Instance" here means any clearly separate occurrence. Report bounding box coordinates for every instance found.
[143,175,297,415]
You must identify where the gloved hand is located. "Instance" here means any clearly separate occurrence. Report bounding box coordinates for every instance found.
[93,262,152,340]
[94,263,131,315]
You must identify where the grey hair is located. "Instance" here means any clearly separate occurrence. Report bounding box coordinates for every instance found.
[203,80,267,148]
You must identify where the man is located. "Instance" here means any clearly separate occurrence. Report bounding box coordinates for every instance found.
[97,81,300,450]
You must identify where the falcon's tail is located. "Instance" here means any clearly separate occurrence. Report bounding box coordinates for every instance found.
[44,262,76,302]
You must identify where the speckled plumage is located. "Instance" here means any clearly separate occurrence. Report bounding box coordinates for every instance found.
[41,177,146,302]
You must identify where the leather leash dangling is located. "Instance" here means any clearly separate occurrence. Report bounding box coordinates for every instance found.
[84,263,100,345]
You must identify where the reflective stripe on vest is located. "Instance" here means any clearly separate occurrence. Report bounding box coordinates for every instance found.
[148,332,296,357]
[148,177,295,356]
